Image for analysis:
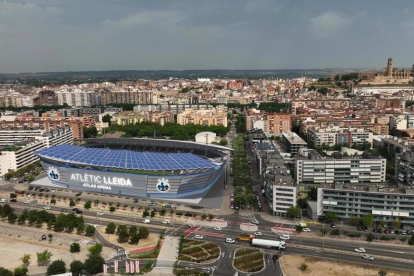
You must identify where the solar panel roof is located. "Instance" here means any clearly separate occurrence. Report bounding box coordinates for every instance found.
[35,145,218,171]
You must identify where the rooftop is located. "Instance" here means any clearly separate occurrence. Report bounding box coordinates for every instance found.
[282,131,307,145]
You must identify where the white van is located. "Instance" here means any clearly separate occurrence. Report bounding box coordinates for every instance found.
[142,219,150,224]
[0,199,7,203]
[162,220,170,224]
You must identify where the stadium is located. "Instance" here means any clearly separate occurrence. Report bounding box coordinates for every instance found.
[33,138,231,207]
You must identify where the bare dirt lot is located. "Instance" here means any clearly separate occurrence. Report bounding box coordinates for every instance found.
[280,255,414,276]
[97,226,159,252]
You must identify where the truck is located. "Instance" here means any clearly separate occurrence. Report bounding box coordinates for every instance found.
[162,204,173,208]
[251,238,286,251]
[297,222,307,227]
[237,234,256,242]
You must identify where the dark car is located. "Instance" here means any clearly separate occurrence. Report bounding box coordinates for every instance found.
[358,227,362,231]
[395,230,400,235]
[378,229,383,233]
[272,255,279,263]
[61,208,67,212]
[373,236,379,240]
[72,208,79,212]
[41,235,47,241]
[75,193,82,197]
[10,199,17,202]
[76,210,83,214]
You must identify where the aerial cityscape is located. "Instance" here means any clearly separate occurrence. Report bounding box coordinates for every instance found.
[1,1,414,276]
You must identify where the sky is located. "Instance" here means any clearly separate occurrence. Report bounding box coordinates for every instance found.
[1,0,414,73]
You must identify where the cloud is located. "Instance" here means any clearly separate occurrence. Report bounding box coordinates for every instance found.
[101,10,184,29]
[309,11,352,38]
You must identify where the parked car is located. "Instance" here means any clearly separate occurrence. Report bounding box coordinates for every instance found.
[75,193,82,197]
[279,235,290,240]
[384,230,390,234]
[24,200,31,204]
[41,235,47,241]
[251,220,259,225]
[162,220,170,224]
[362,255,374,261]
[188,224,196,228]
[10,199,17,202]
[330,224,336,228]
[214,227,222,231]
[194,235,203,240]
[75,210,83,214]
[303,228,311,232]
[254,232,262,236]
[390,230,395,234]
[354,248,366,253]
[0,199,7,203]
[401,230,407,235]
[97,212,104,216]
[43,206,51,210]
[225,238,235,244]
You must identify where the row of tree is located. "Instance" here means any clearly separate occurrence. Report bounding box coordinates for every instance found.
[104,121,229,140]
[105,222,150,244]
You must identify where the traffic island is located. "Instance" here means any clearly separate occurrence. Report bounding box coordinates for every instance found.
[173,268,209,276]
[178,239,220,263]
[233,248,264,273]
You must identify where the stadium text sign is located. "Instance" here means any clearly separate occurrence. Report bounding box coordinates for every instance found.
[70,173,132,190]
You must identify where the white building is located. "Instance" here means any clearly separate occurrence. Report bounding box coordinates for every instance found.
[308,127,373,147]
[195,132,216,144]
[0,127,73,175]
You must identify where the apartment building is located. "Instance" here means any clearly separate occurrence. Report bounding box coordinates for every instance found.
[317,182,414,228]
[0,127,73,175]
[282,131,307,156]
[177,107,228,127]
[245,110,291,135]
[307,127,373,147]
[295,153,386,189]
[395,151,414,187]
[33,90,57,106]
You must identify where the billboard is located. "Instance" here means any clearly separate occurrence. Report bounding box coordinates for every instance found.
[41,162,225,202]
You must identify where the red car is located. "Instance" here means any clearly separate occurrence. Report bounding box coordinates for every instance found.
[384,230,390,234]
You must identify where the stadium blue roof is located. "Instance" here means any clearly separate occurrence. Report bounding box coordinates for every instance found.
[35,145,218,171]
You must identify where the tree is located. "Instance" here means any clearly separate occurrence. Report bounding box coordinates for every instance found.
[130,232,140,244]
[50,199,56,205]
[325,211,338,223]
[84,201,92,210]
[13,267,28,276]
[106,222,116,234]
[160,209,166,216]
[0,267,13,276]
[350,216,362,226]
[361,214,374,227]
[408,235,414,246]
[201,214,207,220]
[37,250,53,265]
[150,210,155,218]
[308,187,318,200]
[296,225,303,233]
[378,270,387,276]
[366,232,374,242]
[48,234,53,242]
[46,260,66,276]
[102,114,112,125]
[286,205,301,219]
[70,243,80,253]
[116,225,130,243]
[109,206,116,213]
[83,126,98,138]
[7,213,17,223]
[69,198,76,207]
[208,214,214,221]
[76,223,85,234]
[70,260,83,276]
[88,243,103,255]
[391,219,402,229]
[142,210,149,217]
[83,255,104,275]
[129,225,138,236]
[85,225,96,237]
[20,254,31,267]
[138,227,149,239]
[219,138,228,146]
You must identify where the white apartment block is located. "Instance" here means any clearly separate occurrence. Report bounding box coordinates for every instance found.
[296,157,386,186]
[308,127,373,147]
[0,127,73,175]
[272,184,297,216]
[57,90,99,107]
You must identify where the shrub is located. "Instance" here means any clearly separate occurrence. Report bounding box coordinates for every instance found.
[300,263,308,271]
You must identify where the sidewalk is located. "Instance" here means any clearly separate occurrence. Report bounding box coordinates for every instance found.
[149,236,179,275]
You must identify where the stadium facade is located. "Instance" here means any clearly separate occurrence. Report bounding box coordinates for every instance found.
[34,138,231,206]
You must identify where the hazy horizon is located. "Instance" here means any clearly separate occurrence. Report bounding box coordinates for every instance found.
[1,0,414,73]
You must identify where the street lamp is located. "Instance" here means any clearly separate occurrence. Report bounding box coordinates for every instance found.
[322,223,325,250]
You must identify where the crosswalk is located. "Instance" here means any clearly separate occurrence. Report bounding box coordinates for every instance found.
[227,221,273,230]
[116,251,126,257]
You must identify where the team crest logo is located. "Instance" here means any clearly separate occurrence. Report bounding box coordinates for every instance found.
[157,179,170,192]
[48,167,59,180]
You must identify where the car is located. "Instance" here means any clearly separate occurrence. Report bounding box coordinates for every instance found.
[12,178,18,181]
[75,193,82,197]
[279,235,290,240]
[354,248,366,253]
[362,255,374,261]
[303,228,311,232]
[24,200,31,204]
[76,210,83,214]
[41,235,47,241]
[97,212,104,216]
[378,228,383,233]
[330,224,336,228]
[225,238,235,244]
[214,227,222,231]
[407,230,412,235]
[194,235,203,240]
[72,208,79,212]
[188,224,196,228]
[255,232,262,236]
[390,230,395,234]
[357,227,362,231]
[43,206,51,210]
[384,230,390,234]
[401,230,407,235]
[230,205,234,209]
[395,230,400,235]
[142,219,150,224]
[61,208,67,212]
[162,220,170,224]
[231,192,234,197]
[373,236,379,240]
[251,220,259,225]
[10,199,17,202]
[272,255,279,263]
[117,248,124,252]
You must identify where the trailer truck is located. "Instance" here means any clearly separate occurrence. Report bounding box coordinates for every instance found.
[250,238,286,251]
